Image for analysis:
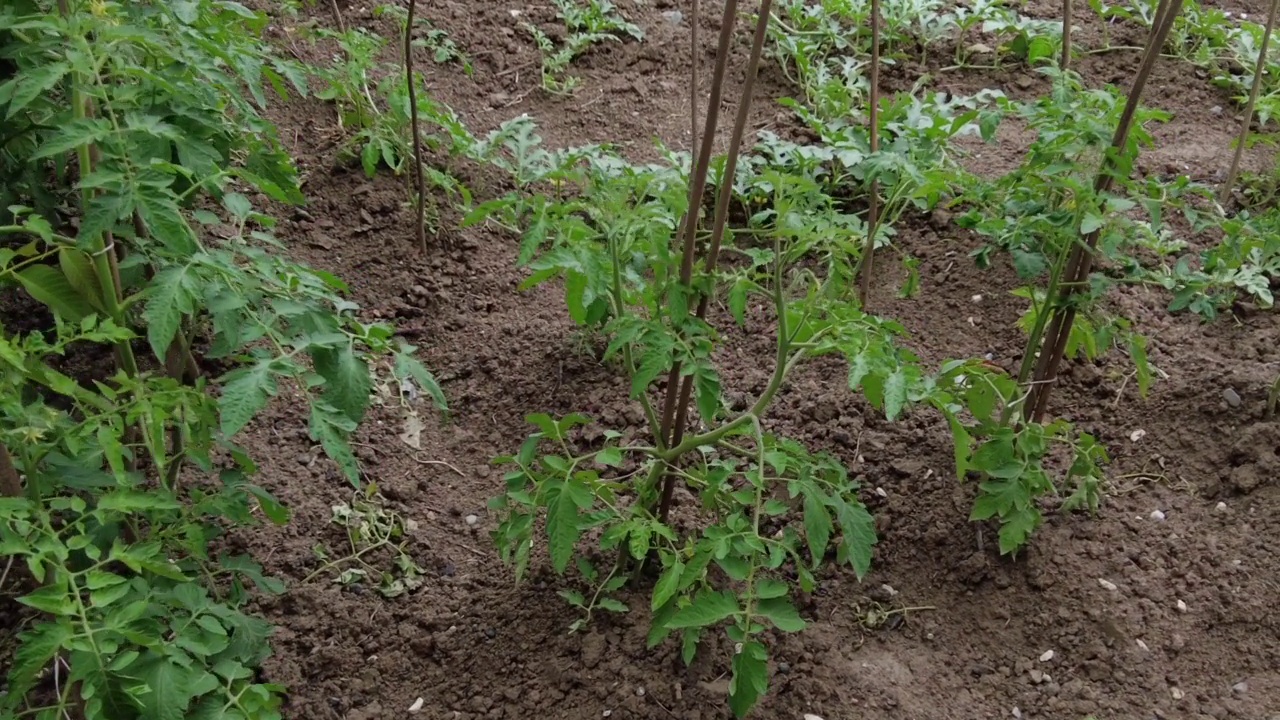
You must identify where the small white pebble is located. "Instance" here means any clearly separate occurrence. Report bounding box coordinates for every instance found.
[880,583,899,597]
[1216,501,1228,512]
[1172,687,1185,700]
[1136,639,1150,652]
[1029,669,1044,683]
[804,715,827,720]
[636,687,646,697]
[971,294,984,303]
[1177,599,1188,613]
[465,514,479,527]
[875,487,888,498]
[1039,649,1055,662]
[1150,510,1166,521]
[1233,681,1249,695]
[408,698,425,713]
[1012,707,1023,719]
[1130,428,1147,442]
[603,711,612,718]
[1098,578,1118,591]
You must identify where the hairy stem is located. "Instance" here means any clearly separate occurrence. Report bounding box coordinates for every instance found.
[1220,0,1280,204]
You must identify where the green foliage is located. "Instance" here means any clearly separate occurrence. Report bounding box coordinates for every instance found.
[0,1,444,716]
[525,0,644,94]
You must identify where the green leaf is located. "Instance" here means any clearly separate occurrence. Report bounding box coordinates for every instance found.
[395,348,448,412]
[137,190,197,255]
[1080,212,1105,234]
[835,501,877,579]
[139,657,194,720]
[58,248,105,313]
[596,447,623,467]
[98,490,181,513]
[312,343,373,425]
[7,62,69,119]
[546,484,581,573]
[729,641,768,718]
[596,598,628,613]
[756,597,806,632]
[755,579,788,599]
[694,366,721,424]
[310,404,360,484]
[145,265,195,361]
[8,621,74,701]
[18,584,74,615]
[802,491,831,565]
[244,484,291,525]
[17,265,94,321]
[728,279,749,326]
[652,558,684,611]
[883,368,907,421]
[666,590,738,629]
[219,361,277,438]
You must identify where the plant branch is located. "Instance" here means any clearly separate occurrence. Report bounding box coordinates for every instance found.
[0,442,22,499]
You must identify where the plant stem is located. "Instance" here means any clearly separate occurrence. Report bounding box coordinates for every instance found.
[857,0,882,308]
[1025,0,1184,422]
[405,0,428,252]
[1220,0,1280,204]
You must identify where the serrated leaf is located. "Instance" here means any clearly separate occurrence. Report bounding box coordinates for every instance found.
[8,62,69,119]
[1080,212,1105,234]
[312,343,373,425]
[395,349,448,412]
[666,590,738,629]
[309,404,360,484]
[596,447,623,467]
[145,265,194,361]
[546,484,581,574]
[883,368,907,421]
[137,190,197,255]
[8,621,73,701]
[139,657,194,720]
[694,366,721,424]
[652,558,683,611]
[98,490,181,513]
[219,361,276,438]
[802,491,831,566]
[835,501,877,579]
[596,598,628,613]
[755,579,788,599]
[756,596,806,632]
[58,248,105,313]
[17,264,94,321]
[17,584,74,615]
[728,279,748,326]
[729,640,768,718]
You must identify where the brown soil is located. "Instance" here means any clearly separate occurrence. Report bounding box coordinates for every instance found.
[224,1,1280,719]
